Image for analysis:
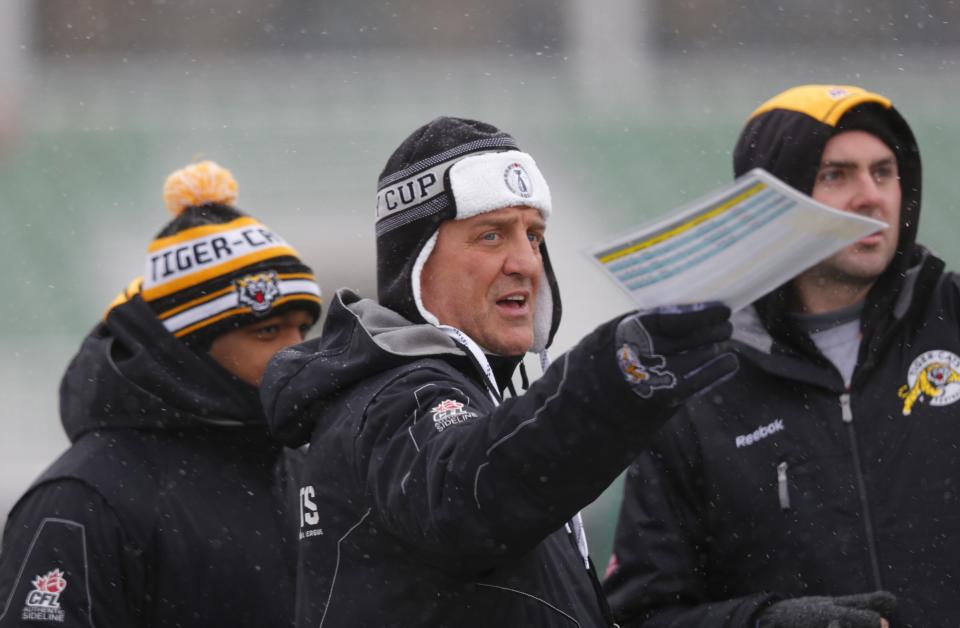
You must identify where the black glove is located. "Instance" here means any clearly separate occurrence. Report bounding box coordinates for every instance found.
[614,302,737,408]
[760,591,897,628]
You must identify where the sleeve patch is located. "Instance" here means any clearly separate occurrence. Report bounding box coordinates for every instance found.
[405,384,484,448]
[0,518,92,626]
[427,398,480,433]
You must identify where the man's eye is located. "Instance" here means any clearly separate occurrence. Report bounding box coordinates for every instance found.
[818,168,843,184]
[528,232,543,245]
[255,325,280,338]
[872,166,898,183]
[481,232,499,241]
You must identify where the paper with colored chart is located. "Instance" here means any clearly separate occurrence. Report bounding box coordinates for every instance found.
[587,168,888,312]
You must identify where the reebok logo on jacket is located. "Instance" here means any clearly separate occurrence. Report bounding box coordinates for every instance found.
[735,419,784,448]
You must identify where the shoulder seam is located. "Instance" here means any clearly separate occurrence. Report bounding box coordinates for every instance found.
[13,475,148,556]
[352,360,486,488]
[0,517,96,626]
[13,477,127,526]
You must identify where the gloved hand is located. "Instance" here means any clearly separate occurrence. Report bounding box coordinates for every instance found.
[614,302,737,408]
[759,591,897,628]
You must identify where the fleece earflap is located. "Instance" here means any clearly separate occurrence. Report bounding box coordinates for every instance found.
[375,117,561,354]
[409,149,553,351]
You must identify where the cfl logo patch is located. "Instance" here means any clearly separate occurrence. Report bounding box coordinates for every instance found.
[299,485,323,540]
[21,568,67,622]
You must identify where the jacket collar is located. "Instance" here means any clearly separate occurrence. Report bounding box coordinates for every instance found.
[734,246,944,389]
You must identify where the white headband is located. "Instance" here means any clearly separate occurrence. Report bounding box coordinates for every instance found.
[448,150,552,220]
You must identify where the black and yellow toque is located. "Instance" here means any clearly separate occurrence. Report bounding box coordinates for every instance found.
[732,84,921,274]
[107,161,322,349]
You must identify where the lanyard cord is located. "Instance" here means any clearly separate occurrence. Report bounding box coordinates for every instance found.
[539,349,591,570]
[438,331,590,570]
[438,325,502,405]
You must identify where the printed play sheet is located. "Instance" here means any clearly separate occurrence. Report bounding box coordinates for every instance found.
[588,168,887,311]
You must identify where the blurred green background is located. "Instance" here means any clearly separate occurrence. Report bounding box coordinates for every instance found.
[3,0,960,568]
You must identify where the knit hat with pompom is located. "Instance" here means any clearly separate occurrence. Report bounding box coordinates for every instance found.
[106,160,322,350]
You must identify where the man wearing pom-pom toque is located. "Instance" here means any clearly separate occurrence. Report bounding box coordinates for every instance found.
[0,161,321,627]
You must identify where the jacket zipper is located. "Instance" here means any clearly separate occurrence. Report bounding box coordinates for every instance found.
[585,556,620,627]
[840,392,884,589]
[563,526,619,627]
[777,462,790,510]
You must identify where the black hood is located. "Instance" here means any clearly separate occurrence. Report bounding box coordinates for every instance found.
[261,288,515,448]
[733,85,921,267]
[375,117,562,353]
[731,84,925,352]
[59,295,266,442]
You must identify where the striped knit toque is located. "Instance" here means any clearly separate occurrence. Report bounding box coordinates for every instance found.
[107,161,321,349]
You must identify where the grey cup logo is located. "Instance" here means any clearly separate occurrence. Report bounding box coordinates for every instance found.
[235,271,281,315]
[503,162,533,198]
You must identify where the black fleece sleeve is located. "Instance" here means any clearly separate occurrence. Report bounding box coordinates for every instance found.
[358,316,676,571]
[604,420,777,628]
[0,480,141,628]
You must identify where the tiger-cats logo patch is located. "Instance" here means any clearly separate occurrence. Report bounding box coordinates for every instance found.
[898,350,960,416]
[235,271,281,315]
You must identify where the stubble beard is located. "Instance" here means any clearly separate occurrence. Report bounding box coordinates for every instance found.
[480,321,534,356]
[810,253,883,289]
[795,245,890,308]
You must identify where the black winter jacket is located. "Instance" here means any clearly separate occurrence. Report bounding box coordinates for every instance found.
[0,296,300,627]
[261,289,675,628]
[607,83,957,628]
[605,250,960,628]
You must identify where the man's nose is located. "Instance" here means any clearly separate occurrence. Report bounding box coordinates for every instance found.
[849,171,885,211]
[279,325,306,347]
[502,235,541,278]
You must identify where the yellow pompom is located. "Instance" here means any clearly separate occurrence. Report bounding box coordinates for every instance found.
[163,160,239,216]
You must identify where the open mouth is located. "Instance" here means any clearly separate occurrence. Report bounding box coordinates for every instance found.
[857,231,884,246]
[496,293,529,313]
